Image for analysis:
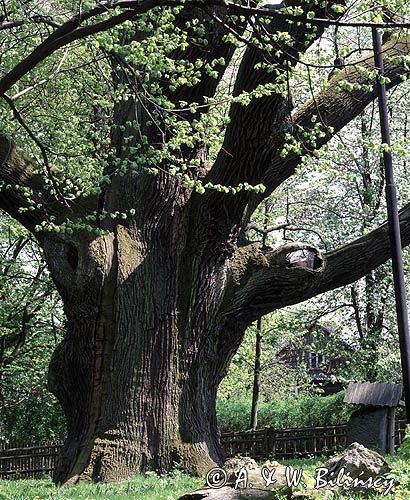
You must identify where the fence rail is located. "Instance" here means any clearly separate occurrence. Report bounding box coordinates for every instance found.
[0,420,407,479]
[221,423,348,460]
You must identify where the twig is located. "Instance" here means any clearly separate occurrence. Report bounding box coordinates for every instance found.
[10,49,69,100]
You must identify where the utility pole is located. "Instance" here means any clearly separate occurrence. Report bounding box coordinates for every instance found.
[372,27,410,422]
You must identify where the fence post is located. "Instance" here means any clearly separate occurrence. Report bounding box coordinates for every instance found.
[265,427,275,459]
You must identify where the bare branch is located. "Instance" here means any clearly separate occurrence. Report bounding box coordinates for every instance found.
[247,222,290,234]
[0,15,60,31]
[10,49,69,101]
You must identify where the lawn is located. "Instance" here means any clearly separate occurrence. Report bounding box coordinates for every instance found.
[0,471,202,500]
[0,456,408,499]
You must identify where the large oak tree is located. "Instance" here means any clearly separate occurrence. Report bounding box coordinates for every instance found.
[1,0,410,485]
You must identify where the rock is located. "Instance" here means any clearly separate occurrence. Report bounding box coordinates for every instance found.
[224,456,289,491]
[321,442,391,493]
[178,486,279,499]
[323,442,390,480]
[224,457,259,481]
[178,456,291,500]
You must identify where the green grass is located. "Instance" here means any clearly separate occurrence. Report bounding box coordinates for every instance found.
[0,456,408,500]
[0,471,202,500]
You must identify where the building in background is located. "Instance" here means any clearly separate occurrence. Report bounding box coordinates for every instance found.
[278,325,348,396]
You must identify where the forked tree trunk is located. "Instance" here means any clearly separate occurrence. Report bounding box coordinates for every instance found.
[44,176,244,484]
[41,172,410,483]
[1,9,410,486]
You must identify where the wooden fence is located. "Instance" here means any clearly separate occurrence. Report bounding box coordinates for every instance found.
[221,423,348,460]
[395,418,407,448]
[0,442,62,479]
[0,420,407,479]
[221,419,408,460]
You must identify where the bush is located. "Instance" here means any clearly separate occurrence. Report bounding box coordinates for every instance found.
[0,388,66,445]
[398,424,410,458]
[217,391,354,432]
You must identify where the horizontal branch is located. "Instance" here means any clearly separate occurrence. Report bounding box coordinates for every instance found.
[319,204,410,293]
[0,15,60,31]
[247,222,290,234]
[223,203,410,324]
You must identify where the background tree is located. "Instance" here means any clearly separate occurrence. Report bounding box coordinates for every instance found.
[1,0,410,486]
[0,213,65,443]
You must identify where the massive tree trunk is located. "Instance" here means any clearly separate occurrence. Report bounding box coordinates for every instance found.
[1,0,410,487]
[43,172,244,483]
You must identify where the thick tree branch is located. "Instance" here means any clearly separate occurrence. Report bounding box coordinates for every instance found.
[2,2,249,229]
[244,36,410,221]
[207,0,344,188]
[0,135,65,234]
[169,3,252,108]
[223,203,410,324]
[110,3,250,154]
[188,1,343,257]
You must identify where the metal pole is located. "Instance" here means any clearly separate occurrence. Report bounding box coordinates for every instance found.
[372,27,410,422]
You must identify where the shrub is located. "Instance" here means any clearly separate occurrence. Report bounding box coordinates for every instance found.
[398,424,410,458]
[217,391,354,432]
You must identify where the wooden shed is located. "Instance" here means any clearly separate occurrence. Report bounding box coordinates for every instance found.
[344,382,404,454]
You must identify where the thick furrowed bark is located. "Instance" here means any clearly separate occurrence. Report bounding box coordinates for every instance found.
[45,231,117,483]
[50,289,227,483]
[46,172,231,483]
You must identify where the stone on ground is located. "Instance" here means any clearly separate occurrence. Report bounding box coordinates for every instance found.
[178,456,290,500]
[323,441,390,481]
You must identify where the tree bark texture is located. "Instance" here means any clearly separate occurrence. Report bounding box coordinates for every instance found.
[44,171,237,483]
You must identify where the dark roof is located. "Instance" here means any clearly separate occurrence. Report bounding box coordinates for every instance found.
[343,382,403,407]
